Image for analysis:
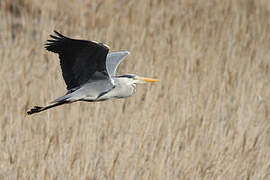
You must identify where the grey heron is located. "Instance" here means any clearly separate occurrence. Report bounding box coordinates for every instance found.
[27,31,159,115]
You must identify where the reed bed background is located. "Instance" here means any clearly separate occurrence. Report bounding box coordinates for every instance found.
[1,0,270,179]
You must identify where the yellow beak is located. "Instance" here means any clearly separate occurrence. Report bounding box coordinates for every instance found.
[138,77,159,82]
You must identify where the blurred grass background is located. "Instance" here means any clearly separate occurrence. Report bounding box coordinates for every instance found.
[1,0,270,179]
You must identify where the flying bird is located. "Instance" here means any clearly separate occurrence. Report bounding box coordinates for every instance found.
[27,31,159,115]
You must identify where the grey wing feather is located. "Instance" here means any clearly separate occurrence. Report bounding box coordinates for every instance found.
[106,51,130,76]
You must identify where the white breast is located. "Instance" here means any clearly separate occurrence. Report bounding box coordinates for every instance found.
[97,77,136,100]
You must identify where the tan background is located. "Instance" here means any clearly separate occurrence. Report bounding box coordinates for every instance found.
[1,0,270,179]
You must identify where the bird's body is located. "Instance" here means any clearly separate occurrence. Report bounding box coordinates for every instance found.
[27,31,158,115]
[98,76,137,100]
[54,76,135,103]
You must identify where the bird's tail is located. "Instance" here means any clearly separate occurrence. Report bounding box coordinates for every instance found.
[27,101,68,115]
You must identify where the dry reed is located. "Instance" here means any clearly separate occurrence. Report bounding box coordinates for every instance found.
[1,0,270,179]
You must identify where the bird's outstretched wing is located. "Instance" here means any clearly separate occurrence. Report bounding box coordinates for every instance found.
[106,51,130,76]
[45,31,110,90]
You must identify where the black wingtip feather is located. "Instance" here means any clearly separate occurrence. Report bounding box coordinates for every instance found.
[49,35,61,40]
[45,31,67,53]
[54,30,65,38]
[47,40,57,43]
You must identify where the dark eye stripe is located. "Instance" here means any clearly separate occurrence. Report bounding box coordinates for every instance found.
[117,75,134,78]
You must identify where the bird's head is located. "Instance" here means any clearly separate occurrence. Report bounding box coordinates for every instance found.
[118,74,159,84]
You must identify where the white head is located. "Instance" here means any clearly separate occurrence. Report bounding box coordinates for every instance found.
[116,74,159,85]
[105,74,159,99]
